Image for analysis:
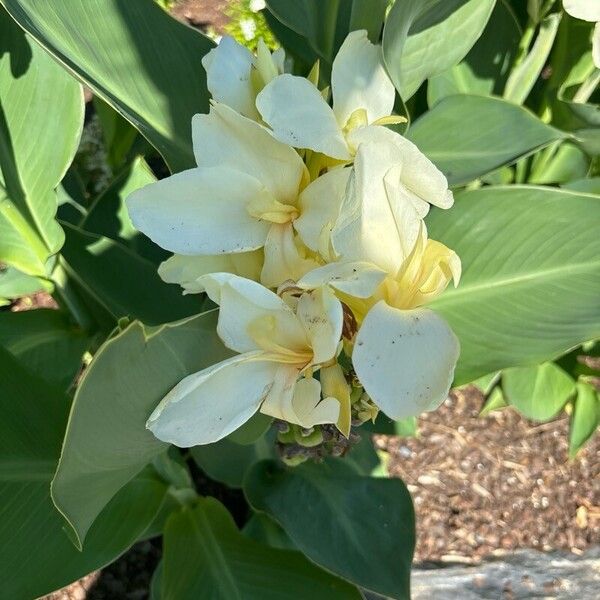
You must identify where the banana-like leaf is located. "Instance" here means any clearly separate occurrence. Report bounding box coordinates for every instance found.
[383,0,496,100]
[407,95,566,185]
[1,0,215,172]
[0,7,83,276]
[51,312,232,547]
[428,186,600,384]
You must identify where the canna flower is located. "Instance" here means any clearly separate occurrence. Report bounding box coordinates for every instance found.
[202,35,285,122]
[146,274,343,446]
[562,0,600,67]
[127,102,350,289]
[299,142,461,421]
[256,29,399,161]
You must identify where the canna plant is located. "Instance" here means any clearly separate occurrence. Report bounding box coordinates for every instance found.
[0,1,599,598]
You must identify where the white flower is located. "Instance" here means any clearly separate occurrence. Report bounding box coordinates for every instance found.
[201,36,285,121]
[146,274,343,446]
[563,0,600,67]
[127,102,350,289]
[256,30,398,160]
[299,143,461,420]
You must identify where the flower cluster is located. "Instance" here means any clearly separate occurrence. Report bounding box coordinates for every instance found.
[128,31,461,460]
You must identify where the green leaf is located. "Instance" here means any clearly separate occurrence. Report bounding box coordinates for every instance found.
[80,157,166,263]
[569,381,599,457]
[0,7,83,275]
[245,460,415,599]
[503,362,576,421]
[479,386,508,416]
[242,513,296,550]
[0,345,168,599]
[428,0,521,105]
[0,308,88,387]
[161,498,361,600]
[427,186,600,384]
[504,13,561,105]
[60,221,201,325]
[562,177,600,194]
[0,263,47,305]
[266,0,352,69]
[350,0,388,42]
[51,311,232,547]
[190,430,276,489]
[383,0,496,100]
[1,0,215,172]
[407,95,565,185]
[528,141,590,185]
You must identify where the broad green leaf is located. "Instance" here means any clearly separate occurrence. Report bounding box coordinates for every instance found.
[479,386,508,416]
[350,0,388,42]
[503,362,575,421]
[51,311,232,547]
[245,460,415,599]
[190,431,276,489]
[60,221,201,325]
[162,498,361,600]
[0,308,88,387]
[0,346,168,599]
[243,513,296,550]
[383,0,496,100]
[407,95,566,185]
[80,157,166,263]
[0,7,83,275]
[569,381,599,457]
[562,176,600,194]
[468,371,501,395]
[428,0,521,106]
[504,13,561,105]
[266,0,352,69]
[0,263,47,305]
[227,412,273,445]
[428,186,600,384]
[528,141,590,185]
[1,0,215,172]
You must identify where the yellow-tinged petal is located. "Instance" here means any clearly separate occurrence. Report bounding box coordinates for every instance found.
[353,303,460,420]
[147,352,279,446]
[158,251,262,293]
[320,363,352,437]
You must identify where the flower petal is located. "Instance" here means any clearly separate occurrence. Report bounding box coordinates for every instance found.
[332,30,395,127]
[260,369,339,427]
[332,141,423,274]
[158,251,263,293]
[127,167,270,255]
[298,261,386,299]
[353,302,460,420]
[563,0,600,21]
[256,74,351,160]
[295,166,351,254]
[146,352,279,446]
[296,286,343,365]
[261,223,320,288]
[201,36,261,120]
[349,125,453,209]
[200,273,307,354]
[192,102,306,204]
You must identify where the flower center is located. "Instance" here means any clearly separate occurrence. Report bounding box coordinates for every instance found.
[246,188,299,224]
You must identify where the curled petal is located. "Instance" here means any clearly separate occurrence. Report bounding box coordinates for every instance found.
[332,30,395,127]
[353,302,460,420]
[200,273,306,354]
[127,167,270,255]
[260,369,340,428]
[192,102,306,204]
[563,0,600,21]
[158,251,263,294]
[295,166,351,254]
[201,36,260,120]
[257,74,351,160]
[146,352,279,446]
[296,286,343,365]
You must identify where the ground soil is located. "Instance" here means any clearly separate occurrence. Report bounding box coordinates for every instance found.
[18,0,599,597]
